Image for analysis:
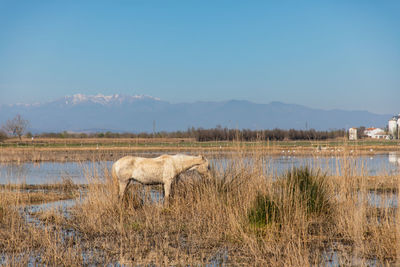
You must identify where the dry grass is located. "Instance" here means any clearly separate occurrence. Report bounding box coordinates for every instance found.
[1,137,399,163]
[0,180,84,205]
[0,148,399,265]
[5,137,195,145]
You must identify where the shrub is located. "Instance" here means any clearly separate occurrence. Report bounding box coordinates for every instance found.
[248,193,280,227]
[247,167,333,228]
[284,167,331,216]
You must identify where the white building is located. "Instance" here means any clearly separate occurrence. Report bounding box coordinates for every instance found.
[364,127,388,139]
[349,128,357,140]
[398,116,400,138]
[388,115,400,139]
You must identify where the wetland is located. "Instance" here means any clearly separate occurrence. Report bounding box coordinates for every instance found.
[1,140,399,265]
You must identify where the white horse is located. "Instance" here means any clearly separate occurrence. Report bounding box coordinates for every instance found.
[112,154,210,202]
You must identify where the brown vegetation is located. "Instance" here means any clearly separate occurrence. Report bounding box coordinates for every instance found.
[20,127,347,141]
[0,149,399,265]
[1,137,399,163]
[0,180,84,205]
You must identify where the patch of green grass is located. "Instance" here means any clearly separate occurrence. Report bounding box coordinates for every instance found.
[248,167,333,228]
[248,193,280,227]
[284,167,331,216]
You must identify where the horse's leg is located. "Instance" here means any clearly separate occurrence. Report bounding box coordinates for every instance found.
[163,180,172,204]
[128,180,144,207]
[170,175,181,199]
[141,183,146,205]
[118,180,130,200]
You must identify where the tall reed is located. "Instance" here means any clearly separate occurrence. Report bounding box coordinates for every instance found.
[0,145,398,265]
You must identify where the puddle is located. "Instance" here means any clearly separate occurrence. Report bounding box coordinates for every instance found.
[23,198,77,225]
[0,199,80,266]
[321,246,382,267]
[207,248,229,266]
[357,191,398,209]
[367,191,398,208]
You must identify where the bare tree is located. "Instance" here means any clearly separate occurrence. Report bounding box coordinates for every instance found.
[2,114,29,140]
[0,130,7,142]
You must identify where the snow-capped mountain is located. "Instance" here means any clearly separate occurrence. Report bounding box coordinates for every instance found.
[5,94,162,108]
[51,94,162,107]
[0,93,391,133]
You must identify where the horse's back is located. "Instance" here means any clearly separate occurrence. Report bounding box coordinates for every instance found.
[113,155,168,183]
[114,155,170,169]
[114,156,137,168]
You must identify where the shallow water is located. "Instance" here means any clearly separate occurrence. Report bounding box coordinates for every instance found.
[367,191,398,208]
[269,153,400,176]
[2,152,399,266]
[23,198,77,226]
[321,245,382,267]
[1,153,399,185]
[0,161,112,184]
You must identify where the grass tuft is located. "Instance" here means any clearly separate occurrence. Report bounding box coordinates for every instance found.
[247,166,334,229]
[248,193,280,227]
[284,166,332,217]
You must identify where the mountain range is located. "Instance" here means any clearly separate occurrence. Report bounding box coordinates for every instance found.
[0,94,391,133]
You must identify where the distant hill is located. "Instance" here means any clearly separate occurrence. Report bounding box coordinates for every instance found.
[0,94,391,133]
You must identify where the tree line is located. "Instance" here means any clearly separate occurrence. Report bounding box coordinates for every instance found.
[187,127,346,141]
[36,127,346,142]
[1,114,348,142]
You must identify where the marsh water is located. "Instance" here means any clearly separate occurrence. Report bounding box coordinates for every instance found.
[2,152,399,210]
[1,153,399,185]
[1,152,399,266]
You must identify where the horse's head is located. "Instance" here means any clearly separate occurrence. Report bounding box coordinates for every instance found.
[189,155,211,178]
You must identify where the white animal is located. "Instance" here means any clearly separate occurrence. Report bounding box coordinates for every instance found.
[112,154,210,202]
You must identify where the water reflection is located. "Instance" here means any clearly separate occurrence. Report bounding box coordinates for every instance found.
[0,163,29,183]
[388,152,400,165]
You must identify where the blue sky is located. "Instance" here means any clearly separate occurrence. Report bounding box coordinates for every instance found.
[0,0,399,114]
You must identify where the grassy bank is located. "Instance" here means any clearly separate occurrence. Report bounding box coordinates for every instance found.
[2,137,400,149]
[0,151,399,265]
[1,137,399,163]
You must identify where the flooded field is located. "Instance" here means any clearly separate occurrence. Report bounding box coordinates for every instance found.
[1,153,399,185]
[1,151,399,265]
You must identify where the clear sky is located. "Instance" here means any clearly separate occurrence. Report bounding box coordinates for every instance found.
[0,0,399,114]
